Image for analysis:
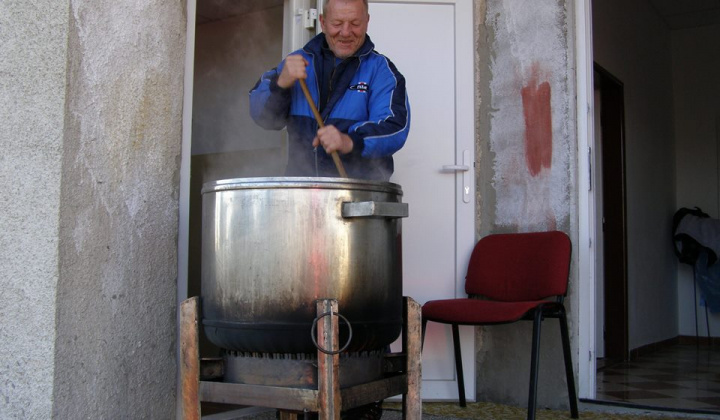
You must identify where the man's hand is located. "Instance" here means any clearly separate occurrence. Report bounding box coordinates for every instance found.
[313,125,354,155]
[277,54,309,89]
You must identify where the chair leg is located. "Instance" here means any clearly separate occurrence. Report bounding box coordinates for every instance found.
[559,309,579,418]
[527,309,543,420]
[451,324,467,408]
[421,318,428,352]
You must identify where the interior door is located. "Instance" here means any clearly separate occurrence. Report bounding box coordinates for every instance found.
[367,0,476,401]
[596,64,629,362]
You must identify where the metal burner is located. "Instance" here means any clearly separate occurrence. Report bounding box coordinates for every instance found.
[223,350,385,389]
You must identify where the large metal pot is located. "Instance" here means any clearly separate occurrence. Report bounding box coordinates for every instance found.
[201,177,408,354]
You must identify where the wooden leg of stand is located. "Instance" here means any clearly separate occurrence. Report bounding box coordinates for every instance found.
[278,411,299,420]
[317,299,341,420]
[180,297,201,420]
[403,297,422,420]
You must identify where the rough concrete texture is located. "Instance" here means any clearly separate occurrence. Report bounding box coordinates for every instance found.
[475,0,577,410]
[484,0,573,232]
[50,1,185,418]
[0,1,70,418]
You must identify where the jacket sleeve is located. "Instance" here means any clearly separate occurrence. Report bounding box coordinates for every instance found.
[348,56,411,158]
[249,63,292,131]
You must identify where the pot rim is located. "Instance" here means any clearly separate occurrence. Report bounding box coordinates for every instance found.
[201,176,404,196]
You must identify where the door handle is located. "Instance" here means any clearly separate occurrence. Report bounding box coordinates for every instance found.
[441,151,473,203]
[440,165,470,173]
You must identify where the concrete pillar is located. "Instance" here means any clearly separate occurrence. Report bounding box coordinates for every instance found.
[0,1,70,417]
[475,0,579,410]
[1,1,186,418]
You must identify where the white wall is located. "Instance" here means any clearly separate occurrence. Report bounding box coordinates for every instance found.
[592,0,678,350]
[673,24,720,337]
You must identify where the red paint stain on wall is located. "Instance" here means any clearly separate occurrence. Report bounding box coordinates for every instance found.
[521,66,553,176]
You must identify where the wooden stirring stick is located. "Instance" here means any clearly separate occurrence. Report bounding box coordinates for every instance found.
[298,79,349,178]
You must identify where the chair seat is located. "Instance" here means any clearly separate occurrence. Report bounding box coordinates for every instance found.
[422,298,559,325]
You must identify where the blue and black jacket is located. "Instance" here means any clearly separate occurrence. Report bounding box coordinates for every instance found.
[249,33,410,181]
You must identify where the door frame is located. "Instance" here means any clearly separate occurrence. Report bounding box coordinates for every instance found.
[576,0,630,399]
[575,0,597,399]
[178,0,195,315]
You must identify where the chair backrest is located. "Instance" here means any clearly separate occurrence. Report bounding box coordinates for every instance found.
[465,231,571,301]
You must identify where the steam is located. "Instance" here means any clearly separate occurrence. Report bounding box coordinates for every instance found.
[192,3,287,180]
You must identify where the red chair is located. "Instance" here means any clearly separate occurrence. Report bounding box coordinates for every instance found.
[421,231,578,420]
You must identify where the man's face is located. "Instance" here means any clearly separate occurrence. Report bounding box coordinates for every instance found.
[320,0,369,59]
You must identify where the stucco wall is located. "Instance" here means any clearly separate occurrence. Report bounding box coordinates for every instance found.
[1,1,186,418]
[593,0,678,350]
[0,1,70,418]
[51,1,186,418]
[475,0,578,409]
[673,24,720,337]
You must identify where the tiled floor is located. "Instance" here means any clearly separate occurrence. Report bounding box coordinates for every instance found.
[597,343,720,413]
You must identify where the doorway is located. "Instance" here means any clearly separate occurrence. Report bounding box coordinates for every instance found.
[586,0,720,413]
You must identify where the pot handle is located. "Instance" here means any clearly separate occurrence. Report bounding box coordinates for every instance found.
[342,201,409,219]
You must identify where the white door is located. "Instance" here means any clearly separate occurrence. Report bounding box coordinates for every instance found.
[368,0,476,401]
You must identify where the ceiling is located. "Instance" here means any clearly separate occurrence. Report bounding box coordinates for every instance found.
[648,0,720,29]
[195,0,720,29]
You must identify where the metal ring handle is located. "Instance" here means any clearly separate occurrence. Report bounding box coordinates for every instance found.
[310,311,353,355]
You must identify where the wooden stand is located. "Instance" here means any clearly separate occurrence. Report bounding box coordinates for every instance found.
[180,296,422,419]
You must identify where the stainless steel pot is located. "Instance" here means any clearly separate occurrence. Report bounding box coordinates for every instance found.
[201,177,408,354]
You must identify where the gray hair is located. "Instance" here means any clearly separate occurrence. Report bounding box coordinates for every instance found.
[323,0,369,14]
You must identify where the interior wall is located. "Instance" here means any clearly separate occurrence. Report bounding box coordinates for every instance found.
[673,23,720,337]
[192,5,285,160]
[592,0,678,350]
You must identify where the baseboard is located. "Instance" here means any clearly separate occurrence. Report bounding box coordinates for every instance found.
[629,336,679,360]
[677,334,720,346]
[628,335,719,361]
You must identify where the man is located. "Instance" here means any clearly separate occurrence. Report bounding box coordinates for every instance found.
[250,2,404,418]
[250,0,410,181]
